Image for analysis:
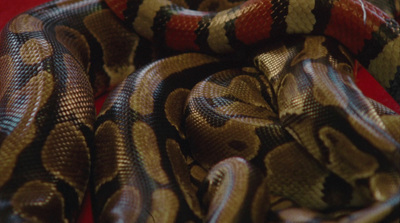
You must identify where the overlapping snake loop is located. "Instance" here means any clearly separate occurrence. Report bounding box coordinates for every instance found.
[0,0,400,222]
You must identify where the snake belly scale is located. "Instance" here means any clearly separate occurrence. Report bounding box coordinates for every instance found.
[0,0,400,222]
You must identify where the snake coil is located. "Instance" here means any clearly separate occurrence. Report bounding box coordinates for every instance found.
[0,0,400,222]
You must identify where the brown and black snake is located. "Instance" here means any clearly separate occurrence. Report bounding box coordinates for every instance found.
[0,0,400,222]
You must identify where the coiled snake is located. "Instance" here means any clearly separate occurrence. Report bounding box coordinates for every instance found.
[0,0,400,222]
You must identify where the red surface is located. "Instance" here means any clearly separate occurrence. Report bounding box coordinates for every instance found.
[0,1,399,223]
[0,0,49,29]
[356,65,400,113]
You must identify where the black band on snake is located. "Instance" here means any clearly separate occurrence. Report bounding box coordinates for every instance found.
[0,0,400,222]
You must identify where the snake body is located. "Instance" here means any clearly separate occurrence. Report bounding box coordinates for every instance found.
[104,0,400,103]
[0,0,400,222]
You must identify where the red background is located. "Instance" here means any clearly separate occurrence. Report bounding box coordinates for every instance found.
[1,1,399,223]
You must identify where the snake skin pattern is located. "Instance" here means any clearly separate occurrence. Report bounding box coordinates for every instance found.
[0,0,400,222]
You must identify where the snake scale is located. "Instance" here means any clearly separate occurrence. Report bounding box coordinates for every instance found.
[1,0,400,222]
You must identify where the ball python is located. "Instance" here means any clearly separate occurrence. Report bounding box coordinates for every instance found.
[0,0,400,222]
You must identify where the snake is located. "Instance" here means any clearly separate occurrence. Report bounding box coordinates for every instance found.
[0,0,400,222]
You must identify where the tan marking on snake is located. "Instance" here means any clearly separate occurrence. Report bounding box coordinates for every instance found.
[133,0,172,40]
[42,121,90,201]
[370,173,400,201]
[0,124,36,188]
[186,114,261,168]
[20,38,53,65]
[84,9,140,87]
[100,186,142,222]
[380,114,400,140]
[286,0,316,34]
[207,10,236,53]
[190,165,208,183]
[94,121,120,192]
[204,158,250,222]
[368,36,400,88]
[0,71,54,188]
[149,188,180,223]
[319,126,379,180]
[192,73,275,124]
[9,14,43,33]
[55,26,91,72]
[130,53,219,116]
[165,88,191,138]
[166,138,203,217]
[269,195,296,212]
[255,44,291,90]
[133,121,170,184]
[277,73,306,117]
[195,74,268,109]
[11,181,65,223]
[60,54,95,128]
[291,36,328,65]
[265,141,328,210]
